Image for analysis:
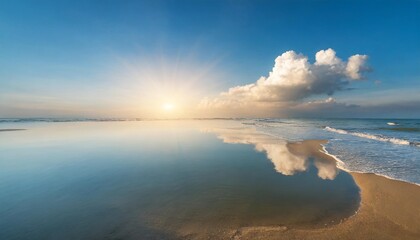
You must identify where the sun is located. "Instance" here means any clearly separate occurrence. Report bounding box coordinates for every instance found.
[162,102,175,112]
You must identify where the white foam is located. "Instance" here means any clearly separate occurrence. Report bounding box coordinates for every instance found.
[324,126,414,146]
[320,144,420,187]
[325,126,348,135]
[319,144,346,170]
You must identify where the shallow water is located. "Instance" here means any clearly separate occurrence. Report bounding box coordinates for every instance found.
[0,121,360,239]
[250,118,420,184]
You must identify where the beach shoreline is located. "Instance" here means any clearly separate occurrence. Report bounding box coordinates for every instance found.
[228,138,420,239]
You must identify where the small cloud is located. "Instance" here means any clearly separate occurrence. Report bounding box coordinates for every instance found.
[346,54,369,80]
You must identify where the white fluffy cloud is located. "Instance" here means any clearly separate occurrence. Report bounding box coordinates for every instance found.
[200,49,368,110]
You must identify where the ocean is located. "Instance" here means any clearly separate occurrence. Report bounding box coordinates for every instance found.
[1,118,419,185]
[248,118,420,184]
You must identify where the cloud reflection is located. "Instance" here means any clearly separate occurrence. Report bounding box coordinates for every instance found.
[204,127,339,180]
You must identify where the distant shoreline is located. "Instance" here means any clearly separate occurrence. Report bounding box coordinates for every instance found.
[0,129,26,132]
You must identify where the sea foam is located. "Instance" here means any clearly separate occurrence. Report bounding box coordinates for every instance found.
[324,126,418,147]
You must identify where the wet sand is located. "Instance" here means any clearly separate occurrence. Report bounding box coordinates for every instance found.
[230,139,420,240]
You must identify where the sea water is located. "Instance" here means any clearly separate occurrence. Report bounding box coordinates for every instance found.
[249,118,420,184]
[0,120,359,239]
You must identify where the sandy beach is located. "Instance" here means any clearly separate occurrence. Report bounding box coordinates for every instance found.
[229,139,420,240]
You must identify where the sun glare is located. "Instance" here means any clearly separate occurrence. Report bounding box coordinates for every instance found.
[162,102,175,112]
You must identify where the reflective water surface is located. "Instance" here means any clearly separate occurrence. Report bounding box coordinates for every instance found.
[206,127,339,180]
[0,121,360,239]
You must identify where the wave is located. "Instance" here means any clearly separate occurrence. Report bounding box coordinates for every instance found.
[324,126,419,147]
[321,141,420,186]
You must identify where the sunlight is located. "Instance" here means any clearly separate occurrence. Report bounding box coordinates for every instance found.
[162,102,175,112]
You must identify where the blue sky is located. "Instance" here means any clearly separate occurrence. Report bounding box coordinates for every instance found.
[0,0,419,118]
